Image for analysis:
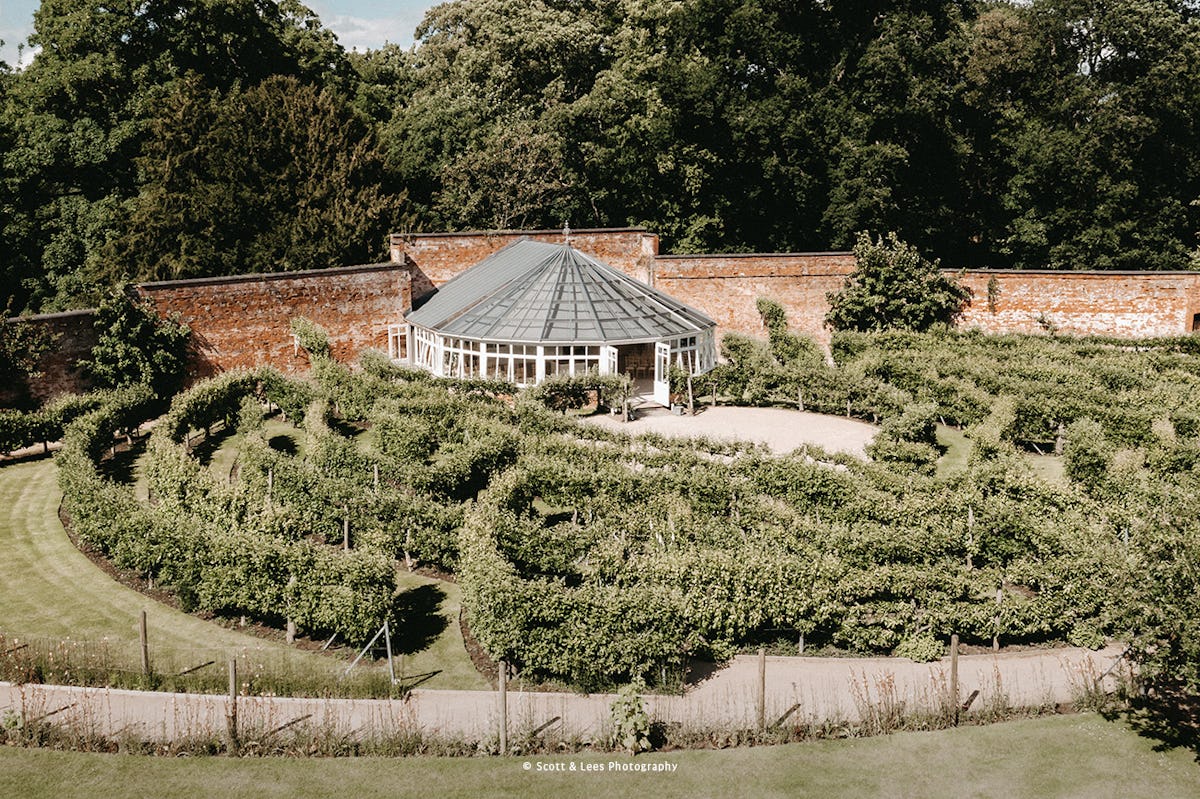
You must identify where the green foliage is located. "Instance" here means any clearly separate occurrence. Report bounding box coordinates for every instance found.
[525,373,592,414]
[0,318,56,405]
[45,326,1200,695]
[6,0,1200,316]
[967,397,1019,462]
[826,233,971,333]
[867,401,940,472]
[2,0,358,313]
[610,677,653,754]
[756,298,824,367]
[290,317,331,361]
[833,330,1200,447]
[893,634,946,663]
[80,289,190,399]
[525,370,631,415]
[110,75,403,283]
[1063,419,1113,491]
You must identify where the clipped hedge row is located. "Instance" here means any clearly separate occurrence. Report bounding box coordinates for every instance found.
[833,329,1200,446]
[459,471,692,689]
[0,390,142,455]
[157,368,316,443]
[713,333,911,422]
[56,374,395,646]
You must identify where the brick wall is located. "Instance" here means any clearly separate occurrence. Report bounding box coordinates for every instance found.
[654,253,856,344]
[138,264,411,378]
[955,271,1200,338]
[19,229,1200,405]
[1,310,98,407]
[392,228,659,303]
[392,228,1200,343]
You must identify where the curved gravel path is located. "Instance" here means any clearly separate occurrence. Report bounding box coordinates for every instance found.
[583,406,879,457]
[1,645,1127,744]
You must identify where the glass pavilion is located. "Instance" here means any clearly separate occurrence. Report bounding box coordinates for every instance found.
[390,239,717,406]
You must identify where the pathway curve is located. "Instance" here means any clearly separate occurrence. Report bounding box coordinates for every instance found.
[583,406,878,457]
[0,645,1126,743]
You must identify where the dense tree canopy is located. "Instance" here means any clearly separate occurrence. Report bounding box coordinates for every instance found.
[3,0,1200,315]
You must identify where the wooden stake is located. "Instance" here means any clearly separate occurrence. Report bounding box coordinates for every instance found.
[227,658,239,755]
[373,463,379,490]
[994,586,1002,651]
[498,660,508,755]
[286,575,297,644]
[383,620,396,684]
[139,610,150,676]
[343,512,350,551]
[950,633,960,726]
[966,505,975,570]
[755,648,767,729]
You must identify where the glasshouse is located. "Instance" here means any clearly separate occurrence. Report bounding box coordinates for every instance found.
[397,239,717,405]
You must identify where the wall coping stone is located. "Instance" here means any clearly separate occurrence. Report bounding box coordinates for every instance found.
[137,262,399,290]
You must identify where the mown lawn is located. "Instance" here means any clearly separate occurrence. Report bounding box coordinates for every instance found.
[0,457,346,679]
[0,453,484,691]
[1,714,1197,799]
[936,424,1066,485]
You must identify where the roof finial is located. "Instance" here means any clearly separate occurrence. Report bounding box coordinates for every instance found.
[563,220,571,246]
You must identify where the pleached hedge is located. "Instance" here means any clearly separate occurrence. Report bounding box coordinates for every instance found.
[47,327,1200,693]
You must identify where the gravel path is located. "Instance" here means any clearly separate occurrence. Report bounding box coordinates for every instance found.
[582,406,879,457]
[0,645,1127,743]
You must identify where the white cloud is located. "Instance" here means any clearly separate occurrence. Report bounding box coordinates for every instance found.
[0,5,427,67]
[324,12,422,51]
[0,26,35,69]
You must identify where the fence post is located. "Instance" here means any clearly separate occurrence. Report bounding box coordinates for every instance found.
[498,660,508,755]
[757,648,766,732]
[227,657,239,755]
[950,633,960,726]
[139,610,150,676]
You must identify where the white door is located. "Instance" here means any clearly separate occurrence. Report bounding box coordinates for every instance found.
[601,345,618,376]
[653,341,671,406]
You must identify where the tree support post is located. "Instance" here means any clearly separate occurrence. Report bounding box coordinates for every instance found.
[139,610,150,676]
[950,633,960,726]
[498,660,508,755]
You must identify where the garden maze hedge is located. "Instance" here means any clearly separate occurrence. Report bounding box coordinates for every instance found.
[43,327,1200,691]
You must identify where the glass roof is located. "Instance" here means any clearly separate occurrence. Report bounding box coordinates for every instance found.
[405,239,716,344]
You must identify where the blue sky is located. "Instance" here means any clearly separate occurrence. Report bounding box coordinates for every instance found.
[1,0,435,66]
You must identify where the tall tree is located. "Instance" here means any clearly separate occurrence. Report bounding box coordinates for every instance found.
[110,75,405,281]
[1,0,353,314]
[961,0,1200,269]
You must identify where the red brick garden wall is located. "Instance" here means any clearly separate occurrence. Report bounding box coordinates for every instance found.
[391,229,1200,342]
[654,253,857,344]
[1,310,98,407]
[17,230,1200,408]
[954,271,1200,338]
[137,264,411,379]
[392,228,659,302]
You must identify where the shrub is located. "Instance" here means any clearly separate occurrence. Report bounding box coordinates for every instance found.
[80,288,190,399]
[894,634,945,663]
[826,232,970,333]
[610,677,653,754]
